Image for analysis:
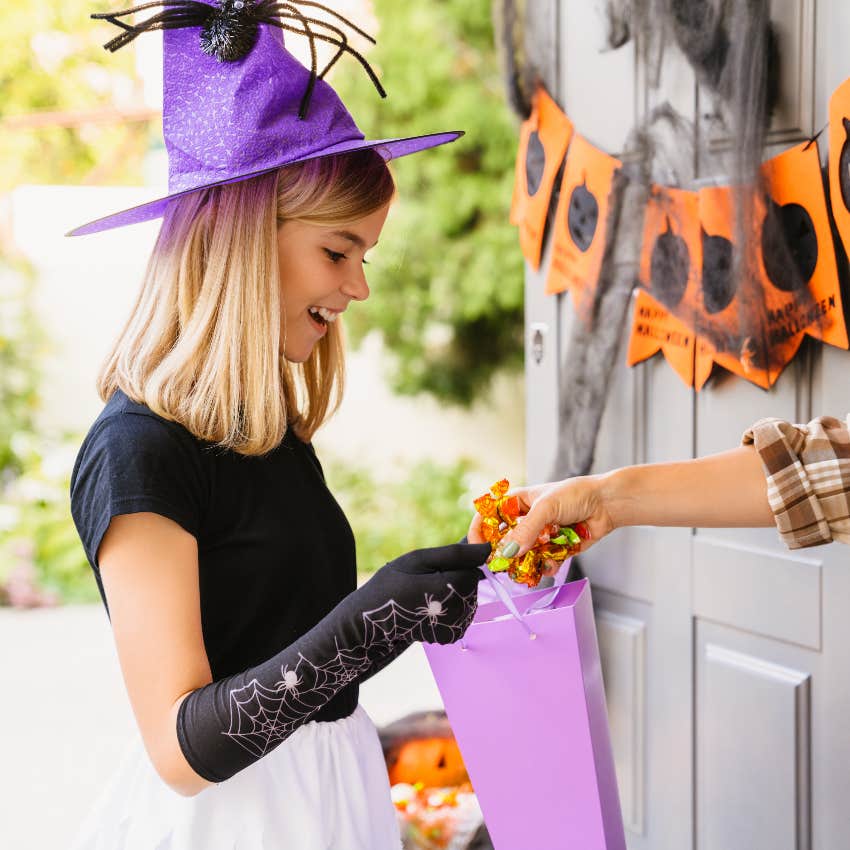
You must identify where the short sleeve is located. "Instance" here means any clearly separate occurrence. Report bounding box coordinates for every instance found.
[741,415,850,549]
[70,413,207,571]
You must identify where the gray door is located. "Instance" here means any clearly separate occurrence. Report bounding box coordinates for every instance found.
[525,3,850,848]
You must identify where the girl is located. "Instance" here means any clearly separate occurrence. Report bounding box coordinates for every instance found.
[68,7,490,849]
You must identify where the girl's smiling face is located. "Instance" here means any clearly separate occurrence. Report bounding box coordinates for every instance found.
[276,202,390,362]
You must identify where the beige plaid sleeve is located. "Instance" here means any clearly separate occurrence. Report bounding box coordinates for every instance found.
[741,415,850,549]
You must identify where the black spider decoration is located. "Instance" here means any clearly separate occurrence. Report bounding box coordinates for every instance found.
[199,0,260,61]
[91,0,386,118]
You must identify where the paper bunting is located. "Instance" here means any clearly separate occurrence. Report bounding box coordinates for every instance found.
[690,185,764,387]
[627,142,848,389]
[638,186,701,315]
[695,148,847,388]
[744,141,847,384]
[627,289,699,387]
[545,134,622,321]
[509,75,850,390]
[510,85,573,270]
[627,187,706,388]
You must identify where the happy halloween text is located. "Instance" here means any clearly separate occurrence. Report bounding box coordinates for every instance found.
[766,295,837,344]
[634,304,691,347]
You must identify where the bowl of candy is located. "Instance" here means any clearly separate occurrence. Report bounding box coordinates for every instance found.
[379,712,490,850]
[391,782,484,850]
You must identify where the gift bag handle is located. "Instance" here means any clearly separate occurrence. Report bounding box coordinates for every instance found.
[460,561,570,649]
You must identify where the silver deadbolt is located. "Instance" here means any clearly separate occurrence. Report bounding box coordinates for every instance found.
[530,322,547,364]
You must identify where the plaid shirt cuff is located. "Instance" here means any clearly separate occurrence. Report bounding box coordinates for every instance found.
[741,415,850,550]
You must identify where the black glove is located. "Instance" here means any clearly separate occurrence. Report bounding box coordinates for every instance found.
[177,541,491,783]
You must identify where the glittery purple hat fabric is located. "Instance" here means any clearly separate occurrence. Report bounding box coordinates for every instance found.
[67,8,462,236]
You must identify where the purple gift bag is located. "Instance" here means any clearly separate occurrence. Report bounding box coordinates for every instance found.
[424,575,626,850]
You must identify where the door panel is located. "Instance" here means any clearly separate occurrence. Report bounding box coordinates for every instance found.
[766,0,817,141]
[696,625,813,850]
[690,4,850,849]
[559,1,637,156]
[525,260,562,482]
[693,365,800,458]
[693,536,823,650]
[555,3,698,849]
[813,0,850,691]
[698,0,816,150]
[596,604,648,837]
[530,3,850,850]
[524,0,562,486]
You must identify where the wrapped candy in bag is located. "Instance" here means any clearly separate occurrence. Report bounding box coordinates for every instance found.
[474,479,589,588]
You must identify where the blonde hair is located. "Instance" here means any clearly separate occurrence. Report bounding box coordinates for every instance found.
[97,149,395,455]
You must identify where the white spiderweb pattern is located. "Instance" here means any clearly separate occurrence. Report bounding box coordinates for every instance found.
[223,585,478,758]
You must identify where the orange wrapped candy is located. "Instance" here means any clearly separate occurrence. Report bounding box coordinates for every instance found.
[473,479,588,588]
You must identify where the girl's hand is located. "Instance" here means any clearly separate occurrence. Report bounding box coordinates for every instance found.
[467,475,615,575]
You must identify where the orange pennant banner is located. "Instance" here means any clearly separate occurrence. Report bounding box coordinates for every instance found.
[638,186,701,318]
[690,185,766,387]
[510,85,573,270]
[627,142,848,389]
[746,140,847,384]
[545,134,621,322]
[627,187,702,387]
[626,289,697,388]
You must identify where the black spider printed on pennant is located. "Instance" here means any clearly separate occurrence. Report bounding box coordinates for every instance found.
[91,0,387,118]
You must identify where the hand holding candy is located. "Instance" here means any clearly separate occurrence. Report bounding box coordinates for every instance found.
[472,479,590,587]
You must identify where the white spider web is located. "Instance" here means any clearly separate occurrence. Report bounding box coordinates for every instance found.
[223,584,477,758]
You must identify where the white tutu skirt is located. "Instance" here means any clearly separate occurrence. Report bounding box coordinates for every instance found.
[69,704,402,850]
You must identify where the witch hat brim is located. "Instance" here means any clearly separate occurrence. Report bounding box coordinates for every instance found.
[66,131,463,237]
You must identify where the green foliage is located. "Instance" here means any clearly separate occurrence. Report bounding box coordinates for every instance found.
[0,259,45,484]
[323,457,475,574]
[0,1,150,190]
[0,0,148,606]
[0,440,97,605]
[0,254,89,607]
[334,0,523,405]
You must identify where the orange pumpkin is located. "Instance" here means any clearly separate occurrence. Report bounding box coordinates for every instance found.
[388,736,469,788]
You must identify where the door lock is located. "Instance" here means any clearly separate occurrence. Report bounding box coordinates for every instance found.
[530,322,547,365]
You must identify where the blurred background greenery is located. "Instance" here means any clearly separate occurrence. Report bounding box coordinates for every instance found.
[0,0,521,605]
[335,0,524,404]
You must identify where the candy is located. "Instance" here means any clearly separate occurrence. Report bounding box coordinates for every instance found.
[487,555,512,573]
[391,780,482,850]
[473,479,587,588]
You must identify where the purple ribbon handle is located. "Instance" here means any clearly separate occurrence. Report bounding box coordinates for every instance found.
[459,559,571,650]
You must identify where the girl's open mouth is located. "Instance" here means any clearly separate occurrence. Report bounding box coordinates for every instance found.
[307,306,341,332]
[307,307,329,332]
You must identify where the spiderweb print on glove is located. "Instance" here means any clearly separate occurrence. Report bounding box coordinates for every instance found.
[223,584,479,758]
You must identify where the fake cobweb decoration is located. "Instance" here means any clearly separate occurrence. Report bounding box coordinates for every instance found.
[223,585,477,758]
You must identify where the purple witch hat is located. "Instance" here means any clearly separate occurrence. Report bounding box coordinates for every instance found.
[68,0,463,236]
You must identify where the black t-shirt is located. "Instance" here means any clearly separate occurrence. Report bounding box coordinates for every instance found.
[70,388,359,722]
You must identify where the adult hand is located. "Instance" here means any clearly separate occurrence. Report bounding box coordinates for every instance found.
[468,445,779,578]
[467,476,614,575]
